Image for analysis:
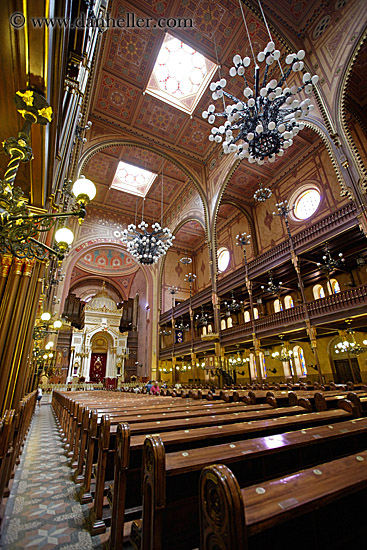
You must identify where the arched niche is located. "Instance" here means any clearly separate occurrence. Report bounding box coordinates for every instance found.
[160,218,206,313]
[216,201,255,278]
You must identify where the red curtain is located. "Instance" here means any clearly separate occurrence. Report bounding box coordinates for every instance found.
[89,353,107,382]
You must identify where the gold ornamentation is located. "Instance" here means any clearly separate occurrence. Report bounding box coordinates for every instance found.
[38,106,53,122]
[16,90,34,106]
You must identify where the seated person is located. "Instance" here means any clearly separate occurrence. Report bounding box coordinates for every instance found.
[150,381,160,395]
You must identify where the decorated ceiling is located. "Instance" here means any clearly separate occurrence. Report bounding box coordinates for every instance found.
[79,0,362,246]
[76,247,138,275]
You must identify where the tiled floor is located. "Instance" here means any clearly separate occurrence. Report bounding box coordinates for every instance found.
[0,404,101,549]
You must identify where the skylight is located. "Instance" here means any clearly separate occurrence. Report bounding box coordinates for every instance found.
[146,34,217,114]
[111,161,156,197]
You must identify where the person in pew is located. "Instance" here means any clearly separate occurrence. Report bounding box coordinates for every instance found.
[145,380,153,393]
[150,381,160,395]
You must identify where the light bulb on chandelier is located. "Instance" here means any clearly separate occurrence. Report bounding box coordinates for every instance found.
[202,0,319,164]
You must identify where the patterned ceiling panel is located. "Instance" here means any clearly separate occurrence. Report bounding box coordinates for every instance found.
[177,117,214,155]
[174,220,205,249]
[102,1,163,87]
[173,0,242,55]
[94,72,140,124]
[260,0,326,38]
[134,95,187,142]
[347,40,367,106]
[76,247,138,275]
[83,151,119,184]
[145,175,181,203]
[161,160,187,182]
[128,0,174,17]
[119,146,164,173]
[217,202,238,218]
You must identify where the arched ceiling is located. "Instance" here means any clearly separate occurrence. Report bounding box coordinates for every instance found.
[173,220,205,251]
[80,0,347,225]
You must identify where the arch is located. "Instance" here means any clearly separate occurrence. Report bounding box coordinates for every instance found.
[70,276,125,303]
[249,353,257,379]
[274,299,283,313]
[220,319,226,330]
[329,278,341,294]
[244,310,250,323]
[77,139,210,229]
[227,316,233,329]
[293,345,307,377]
[313,284,325,300]
[218,199,259,256]
[284,295,294,309]
[336,26,367,189]
[158,215,208,311]
[253,307,259,320]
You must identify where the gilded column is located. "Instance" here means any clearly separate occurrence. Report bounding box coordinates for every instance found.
[0,258,24,358]
[0,255,13,302]
[11,262,46,409]
[1,259,35,412]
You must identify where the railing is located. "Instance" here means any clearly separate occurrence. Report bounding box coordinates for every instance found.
[41,382,104,392]
[159,282,367,358]
[160,202,359,324]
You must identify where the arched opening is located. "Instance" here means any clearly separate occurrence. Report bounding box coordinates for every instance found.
[253,307,259,319]
[284,295,294,309]
[221,319,226,330]
[293,345,307,377]
[274,299,283,313]
[313,284,325,300]
[329,278,341,294]
[249,353,257,379]
[244,310,250,323]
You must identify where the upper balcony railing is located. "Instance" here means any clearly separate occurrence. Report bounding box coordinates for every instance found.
[159,282,367,358]
[160,202,358,324]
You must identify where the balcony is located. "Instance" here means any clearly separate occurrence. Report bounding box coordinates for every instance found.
[159,283,367,358]
[159,202,359,324]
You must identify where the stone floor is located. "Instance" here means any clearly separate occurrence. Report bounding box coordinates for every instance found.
[0,404,104,549]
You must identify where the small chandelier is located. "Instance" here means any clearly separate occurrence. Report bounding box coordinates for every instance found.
[202,1,318,164]
[196,305,210,326]
[317,244,345,275]
[224,291,242,315]
[176,317,189,332]
[33,312,63,341]
[335,329,367,356]
[254,183,272,203]
[122,168,174,264]
[261,273,283,295]
[160,327,172,336]
[0,91,96,261]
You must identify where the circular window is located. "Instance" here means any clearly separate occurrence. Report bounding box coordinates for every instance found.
[293,188,321,220]
[218,247,230,272]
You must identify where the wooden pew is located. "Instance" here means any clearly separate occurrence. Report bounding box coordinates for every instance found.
[130,412,366,550]
[199,451,367,550]
[83,401,311,533]
[109,405,356,549]
[347,392,367,417]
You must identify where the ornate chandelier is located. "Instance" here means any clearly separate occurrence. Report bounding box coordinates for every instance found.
[0,91,96,261]
[317,244,345,275]
[123,220,174,264]
[335,329,367,356]
[224,291,242,315]
[122,168,174,265]
[202,1,319,164]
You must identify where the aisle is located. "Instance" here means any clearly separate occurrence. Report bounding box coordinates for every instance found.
[0,404,98,549]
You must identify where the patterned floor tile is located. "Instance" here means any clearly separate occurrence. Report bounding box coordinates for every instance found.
[0,406,102,549]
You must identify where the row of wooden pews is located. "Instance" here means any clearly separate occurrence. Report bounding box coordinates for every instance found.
[0,391,37,532]
[52,387,367,549]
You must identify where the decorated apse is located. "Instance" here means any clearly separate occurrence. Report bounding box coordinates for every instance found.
[67,283,128,386]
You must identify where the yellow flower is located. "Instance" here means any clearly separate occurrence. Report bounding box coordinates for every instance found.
[15,219,23,225]
[38,106,53,122]
[16,90,34,106]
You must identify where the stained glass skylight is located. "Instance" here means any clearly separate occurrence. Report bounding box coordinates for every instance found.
[146,34,217,114]
[111,161,156,197]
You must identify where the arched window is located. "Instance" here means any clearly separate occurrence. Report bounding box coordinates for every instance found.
[293,345,307,377]
[274,299,283,313]
[330,278,341,294]
[313,284,325,300]
[202,326,207,336]
[221,319,226,330]
[249,353,257,379]
[282,360,292,378]
[259,351,267,378]
[227,316,233,328]
[284,295,294,309]
[244,310,250,323]
[253,307,259,319]
[207,324,213,334]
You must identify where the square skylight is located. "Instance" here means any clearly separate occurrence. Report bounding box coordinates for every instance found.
[146,34,217,114]
[111,161,157,197]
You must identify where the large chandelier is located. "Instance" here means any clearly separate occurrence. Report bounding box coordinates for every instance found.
[122,168,174,264]
[0,91,96,261]
[335,329,367,356]
[202,1,319,164]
